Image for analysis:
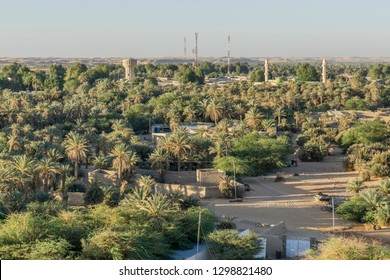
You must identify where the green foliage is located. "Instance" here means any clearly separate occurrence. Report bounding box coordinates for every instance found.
[341,119,389,149]
[81,227,170,260]
[368,64,390,80]
[26,201,65,217]
[226,134,290,175]
[181,207,216,243]
[84,185,105,205]
[213,156,251,177]
[249,70,265,82]
[296,64,319,82]
[336,196,367,222]
[174,65,204,84]
[299,141,328,162]
[28,238,72,260]
[0,212,47,245]
[344,97,368,110]
[306,236,390,260]
[31,191,54,202]
[207,230,263,260]
[1,190,28,213]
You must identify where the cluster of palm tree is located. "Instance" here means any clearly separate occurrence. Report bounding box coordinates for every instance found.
[337,178,390,227]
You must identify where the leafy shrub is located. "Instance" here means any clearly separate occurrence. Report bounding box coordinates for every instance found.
[81,228,170,260]
[84,186,105,205]
[31,191,54,202]
[336,197,367,222]
[305,236,390,260]
[28,238,72,260]
[2,191,27,213]
[207,229,263,260]
[299,142,328,162]
[26,201,65,217]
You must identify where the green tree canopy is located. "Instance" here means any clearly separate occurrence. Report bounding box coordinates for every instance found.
[296,63,319,82]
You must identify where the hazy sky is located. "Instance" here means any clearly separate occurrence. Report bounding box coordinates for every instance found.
[1,0,389,57]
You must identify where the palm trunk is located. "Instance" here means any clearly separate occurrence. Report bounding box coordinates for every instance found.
[177,158,181,172]
[74,161,78,178]
[117,161,122,186]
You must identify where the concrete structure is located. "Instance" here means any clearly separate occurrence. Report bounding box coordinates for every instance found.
[88,169,118,186]
[264,59,269,82]
[122,58,137,80]
[150,123,214,143]
[322,59,326,83]
[156,183,222,198]
[196,169,226,186]
[67,192,85,207]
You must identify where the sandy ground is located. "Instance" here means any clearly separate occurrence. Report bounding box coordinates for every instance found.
[201,147,390,244]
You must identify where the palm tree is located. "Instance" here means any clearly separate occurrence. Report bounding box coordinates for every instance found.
[110,143,130,183]
[273,107,286,126]
[110,143,140,183]
[234,103,246,121]
[7,134,22,153]
[137,175,156,192]
[138,193,174,221]
[209,141,224,160]
[63,131,89,178]
[0,167,14,192]
[123,150,139,179]
[244,108,263,130]
[149,147,172,182]
[36,158,60,192]
[359,189,385,211]
[11,155,36,193]
[58,164,72,202]
[347,179,365,194]
[46,148,63,162]
[205,99,223,125]
[294,111,301,127]
[93,154,110,170]
[167,131,192,172]
[377,178,390,196]
[261,119,276,136]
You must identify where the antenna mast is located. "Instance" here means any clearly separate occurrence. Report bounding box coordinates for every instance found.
[227,35,231,79]
[184,37,187,60]
[194,32,198,67]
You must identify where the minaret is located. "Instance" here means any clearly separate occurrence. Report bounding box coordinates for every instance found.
[264,59,269,82]
[122,58,137,81]
[322,59,327,83]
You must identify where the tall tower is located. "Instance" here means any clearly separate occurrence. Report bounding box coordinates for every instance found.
[264,59,269,82]
[184,37,187,60]
[227,35,231,79]
[322,59,327,83]
[122,58,137,81]
[194,32,199,67]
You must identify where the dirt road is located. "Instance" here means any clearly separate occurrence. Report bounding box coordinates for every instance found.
[202,148,356,239]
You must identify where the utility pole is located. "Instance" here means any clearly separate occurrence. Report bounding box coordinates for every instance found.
[227,35,231,79]
[233,160,237,199]
[194,32,199,67]
[197,210,202,254]
[184,37,187,60]
[332,196,335,234]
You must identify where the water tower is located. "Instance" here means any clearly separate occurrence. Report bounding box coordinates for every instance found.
[122,58,137,80]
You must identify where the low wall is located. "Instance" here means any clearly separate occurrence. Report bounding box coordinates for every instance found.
[68,192,85,207]
[88,169,117,186]
[196,169,225,185]
[164,171,196,184]
[156,183,222,198]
